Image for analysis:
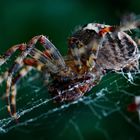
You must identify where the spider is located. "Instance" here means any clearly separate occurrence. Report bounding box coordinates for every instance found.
[0,16,140,119]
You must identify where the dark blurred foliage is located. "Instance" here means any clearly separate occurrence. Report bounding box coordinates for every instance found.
[0,0,140,54]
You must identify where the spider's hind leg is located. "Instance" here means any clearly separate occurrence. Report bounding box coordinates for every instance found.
[119,14,140,32]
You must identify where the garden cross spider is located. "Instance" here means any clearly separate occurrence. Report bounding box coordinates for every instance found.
[0,15,140,119]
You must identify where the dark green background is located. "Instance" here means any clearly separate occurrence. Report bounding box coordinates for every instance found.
[0,0,140,140]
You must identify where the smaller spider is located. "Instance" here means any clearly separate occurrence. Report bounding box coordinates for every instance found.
[0,15,140,119]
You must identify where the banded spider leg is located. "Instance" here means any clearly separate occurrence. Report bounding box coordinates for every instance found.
[9,59,44,119]
[0,35,65,119]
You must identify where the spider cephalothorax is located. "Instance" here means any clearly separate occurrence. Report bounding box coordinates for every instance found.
[0,16,140,119]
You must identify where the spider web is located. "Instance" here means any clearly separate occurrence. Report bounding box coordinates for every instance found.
[0,67,140,140]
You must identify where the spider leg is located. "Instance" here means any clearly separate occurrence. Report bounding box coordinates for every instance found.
[119,14,140,32]
[104,14,140,33]
[68,36,104,72]
[5,35,65,117]
[10,66,32,118]
[0,44,26,66]
[5,35,42,116]
[23,57,51,84]
[30,48,59,73]
[0,44,26,87]
[0,59,40,98]
[68,37,84,70]
[8,59,45,118]
[28,35,66,73]
[23,58,44,71]
[86,39,101,70]
[97,14,140,34]
[39,35,65,69]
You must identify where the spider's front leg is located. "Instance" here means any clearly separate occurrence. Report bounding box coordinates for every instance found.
[0,43,30,90]
[0,42,40,92]
[0,43,26,66]
[3,35,66,119]
[5,36,42,118]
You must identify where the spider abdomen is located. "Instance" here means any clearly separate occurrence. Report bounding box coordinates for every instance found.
[96,31,139,71]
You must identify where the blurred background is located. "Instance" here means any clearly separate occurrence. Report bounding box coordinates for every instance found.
[0,0,140,54]
[0,0,140,140]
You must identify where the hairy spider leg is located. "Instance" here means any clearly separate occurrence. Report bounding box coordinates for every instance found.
[68,36,104,73]
[0,43,39,99]
[9,50,64,118]
[5,35,66,117]
[6,35,42,116]
[39,35,65,69]
[23,58,44,71]
[119,15,140,32]
[85,38,102,71]
[10,59,45,118]
[68,37,84,70]
[0,44,26,99]
[10,66,32,118]
[97,15,140,35]
[30,48,60,73]
[0,44,26,66]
